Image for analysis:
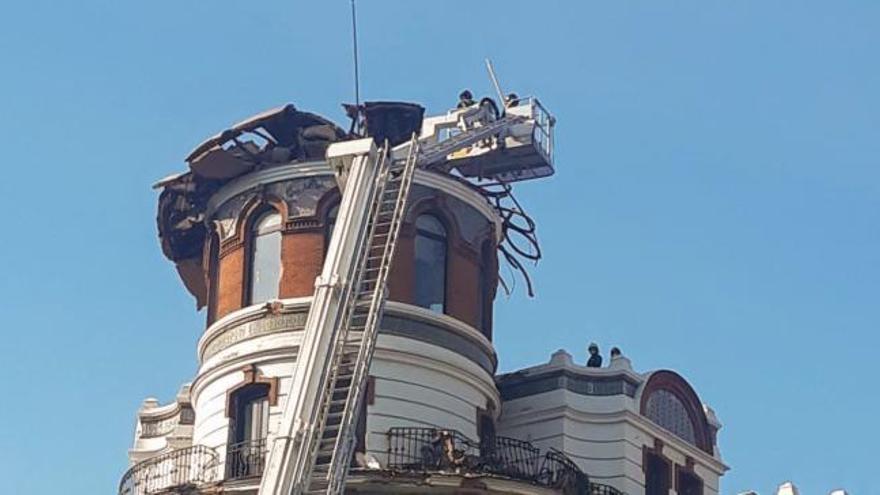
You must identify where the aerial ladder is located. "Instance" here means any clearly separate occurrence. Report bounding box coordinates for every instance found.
[257,97,554,495]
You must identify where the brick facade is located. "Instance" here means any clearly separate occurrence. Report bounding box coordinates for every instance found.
[207,186,497,339]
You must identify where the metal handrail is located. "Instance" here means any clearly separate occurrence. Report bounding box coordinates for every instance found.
[385,427,612,495]
[225,438,268,480]
[591,482,626,495]
[118,445,220,495]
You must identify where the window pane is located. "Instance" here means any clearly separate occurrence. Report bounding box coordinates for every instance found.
[250,211,282,304]
[415,215,447,313]
[325,204,339,249]
[645,389,697,445]
[478,245,493,336]
[247,397,269,441]
[255,211,282,234]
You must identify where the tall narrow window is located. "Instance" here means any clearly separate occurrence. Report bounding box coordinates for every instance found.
[324,203,339,256]
[678,469,703,495]
[227,384,270,480]
[207,232,220,325]
[414,215,447,313]
[477,409,496,459]
[645,453,671,495]
[477,243,494,339]
[247,210,282,305]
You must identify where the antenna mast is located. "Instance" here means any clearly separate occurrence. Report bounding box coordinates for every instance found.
[351,0,361,107]
[485,58,508,107]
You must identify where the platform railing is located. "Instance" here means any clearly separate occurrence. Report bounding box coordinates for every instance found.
[385,427,616,495]
[507,96,554,163]
[118,445,220,495]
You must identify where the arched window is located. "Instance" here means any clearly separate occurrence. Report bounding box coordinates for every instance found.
[477,243,494,339]
[645,389,697,445]
[246,209,282,305]
[414,215,447,313]
[227,384,270,479]
[639,371,713,454]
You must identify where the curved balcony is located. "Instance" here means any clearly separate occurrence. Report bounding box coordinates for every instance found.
[119,445,219,495]
[385,427,625,495]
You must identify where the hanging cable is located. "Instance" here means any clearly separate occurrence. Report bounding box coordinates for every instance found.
[476,179,542,297]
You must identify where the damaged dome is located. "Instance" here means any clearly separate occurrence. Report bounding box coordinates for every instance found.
[155,104,347,307]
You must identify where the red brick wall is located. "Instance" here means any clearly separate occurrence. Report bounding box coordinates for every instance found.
[446,249,481,330]
[279,231,323,298]
[388,234,415,304]
[216,245,244,319]
[208,193,496,338]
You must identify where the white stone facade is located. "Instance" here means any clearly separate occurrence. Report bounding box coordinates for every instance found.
[497,350,727,495]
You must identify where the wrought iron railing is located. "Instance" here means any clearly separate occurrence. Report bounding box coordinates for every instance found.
[118,445,220,495]
[225,438,267,480]
[590,482,626,495]
[386,427,610,495]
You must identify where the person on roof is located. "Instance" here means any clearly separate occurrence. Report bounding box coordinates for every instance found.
[457,89,475,109]
[587,343,603,368]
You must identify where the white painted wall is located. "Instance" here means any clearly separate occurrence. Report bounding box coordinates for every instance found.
[497,352,727,495]
[187,304,498,471]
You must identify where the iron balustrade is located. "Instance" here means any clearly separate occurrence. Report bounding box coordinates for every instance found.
[225,438,267,480]
[591,482,627,495]
[118,445,220,495]
[538,447,589,493]
[385,427,620,495]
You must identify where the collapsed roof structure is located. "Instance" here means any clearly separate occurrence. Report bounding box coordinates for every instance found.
[157,97,553,308]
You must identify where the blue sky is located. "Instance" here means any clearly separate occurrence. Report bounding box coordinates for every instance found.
[1,1,877,494]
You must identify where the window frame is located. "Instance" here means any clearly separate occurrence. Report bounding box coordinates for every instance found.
[477,242,495,339]
[244,207,284,306]
[206,229,221,326]
[643,441,672,495]
[324,202,340,256]
[229,383,271,444]
[413,214,449,314]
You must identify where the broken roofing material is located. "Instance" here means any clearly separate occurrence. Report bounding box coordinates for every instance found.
[155,97,555,307]
[155,104,348,307]
[186,104,346,180]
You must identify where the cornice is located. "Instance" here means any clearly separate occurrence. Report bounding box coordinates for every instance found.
[197,298,498,373]
[204,161,502,241]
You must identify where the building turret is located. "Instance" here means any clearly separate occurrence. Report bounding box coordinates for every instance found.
[122,94,726,495]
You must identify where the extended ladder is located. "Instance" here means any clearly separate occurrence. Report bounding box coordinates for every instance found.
[257,136,419,495]
[260,110,537,495]
[304,136,419,494]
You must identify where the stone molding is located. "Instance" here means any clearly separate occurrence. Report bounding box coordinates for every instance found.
[198,299,497,373]
[497,367,641,401]
[137,385,195,439]
[204,161,501,240]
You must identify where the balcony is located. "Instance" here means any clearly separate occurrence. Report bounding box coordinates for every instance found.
[386,427,624,495]
[225,438,267,481]
[119,445,219,495]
